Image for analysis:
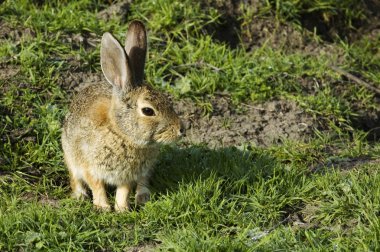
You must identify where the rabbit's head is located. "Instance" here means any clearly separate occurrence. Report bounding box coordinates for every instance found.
[101,21,184,146]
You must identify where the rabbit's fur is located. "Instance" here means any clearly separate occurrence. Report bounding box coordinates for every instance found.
[61,21,183,212]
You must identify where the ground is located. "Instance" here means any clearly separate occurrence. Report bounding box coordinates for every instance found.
[0,0,380,251]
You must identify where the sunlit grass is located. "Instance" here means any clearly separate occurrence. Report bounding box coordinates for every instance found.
[0,0,379,250]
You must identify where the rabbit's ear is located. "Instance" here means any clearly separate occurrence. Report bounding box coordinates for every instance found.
[101,32,134,92]
[125,20,147,85]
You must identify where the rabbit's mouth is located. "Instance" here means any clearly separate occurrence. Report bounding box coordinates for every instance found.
[153,129,181,144]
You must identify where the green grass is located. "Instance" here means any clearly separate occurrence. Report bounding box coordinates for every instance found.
[1,0,380,251]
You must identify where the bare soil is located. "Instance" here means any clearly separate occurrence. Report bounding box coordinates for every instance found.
[0,20,35,44]
[175,95,315,147]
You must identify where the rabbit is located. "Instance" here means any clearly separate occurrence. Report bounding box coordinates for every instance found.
[61,20,184,212]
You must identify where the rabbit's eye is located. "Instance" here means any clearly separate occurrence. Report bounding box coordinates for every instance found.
[142,107,155,116]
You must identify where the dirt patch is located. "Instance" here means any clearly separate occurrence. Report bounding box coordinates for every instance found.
[0,20,35,43]
[58,71,104,93]
[38,194,60,208]
[97,0,131,23]
[202,0,243,49]
[298,0,380,42]
[242,18,343,58]
[126,242,158,252]
[202,0,343,56]
[205,0,380,47]
[352,104,380,141]
[202,0,380,64]
[353,16,380,42]
[21,192,60,208]
[0,64,20,80]
[310,156,380,174]
[61,32,99,50]
[175,94,316,148]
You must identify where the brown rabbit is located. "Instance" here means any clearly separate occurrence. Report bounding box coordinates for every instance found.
[61,21,184,212]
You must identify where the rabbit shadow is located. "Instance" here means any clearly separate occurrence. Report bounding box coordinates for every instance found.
[150,144,279,196]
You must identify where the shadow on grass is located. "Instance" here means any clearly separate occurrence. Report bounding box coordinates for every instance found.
[151,145,278,195]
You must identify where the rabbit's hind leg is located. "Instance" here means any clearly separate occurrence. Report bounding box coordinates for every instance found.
[69,171,88,200]
[63,151,89,200]
[135,176,151,206]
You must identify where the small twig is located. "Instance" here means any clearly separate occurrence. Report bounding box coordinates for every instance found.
[174,60,223,72]
[248,216,291,242]
[240,102,274,112]
[310,157,380,173]
[266,215,291,233]
[330,65,380,95]
[221,95,272,112]
[203,62,222,72]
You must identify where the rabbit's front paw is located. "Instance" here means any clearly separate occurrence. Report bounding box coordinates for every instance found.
[71,187,88,200]
[94,202,111,211]
[93,195,111,211]
[115,204,131,213]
